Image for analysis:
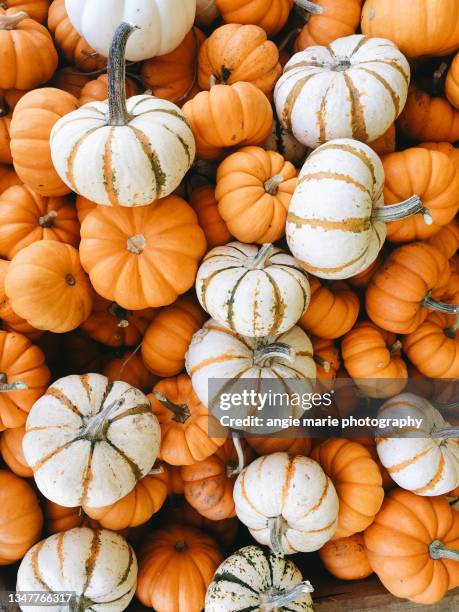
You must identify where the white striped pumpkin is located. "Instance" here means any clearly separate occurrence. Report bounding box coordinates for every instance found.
[234,453,339,554]
[22,374,161,508]
[205,545,314,611]
[195,242,311,337]
[376,393,459,496]
[274,34,410,148]
[16,527,137,611]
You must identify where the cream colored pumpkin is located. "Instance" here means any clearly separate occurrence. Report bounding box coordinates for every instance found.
[263,116,309,166]
[22,373,161,508]
[274,34,410,148]
[205,545,314,611]
[376,393,459,496]
[65,0,196,62]
[17,527,137,611]
[234,453,338,554]
[287,138,427,279]
[195,242,310,337]
[196,0,219,26]
[50,23,195,207]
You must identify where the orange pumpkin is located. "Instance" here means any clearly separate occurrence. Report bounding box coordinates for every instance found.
[75,194,96,223]
[215,146,297,243]
[246,434,311,456]
[136,524,223,612]
[312,439,384,539]
[425,217,459,259]
[216,0,292,36]
[43,501,100,534]
[319,533,373,580]
[142,295,206,377]
[353,437,394,491]
[0,259,40,339]
[78,73,139,106]
[182,82,273,160]
[190,185,232,249]
[364,489,459,604]
[0,100,11,165]
[1,1,49,23]
[368,123,396,156]
[80,196,206,310]
[5,241,94,333]
[0,425,32,477]
[348,253,383,289]
[446,52,459,110]
[313,335,340,395]
[298,276,360,339]
[420,142,459,170]
[0,163,20,193]
[168,465,185,495]
[103,351,157,393]
[50,67,91,97]
[10,87,79,196]
[149,374,227,466]
[141,27,205,106]
[0,469,43,564]
[295,0,363,50]
[0,330,50,431]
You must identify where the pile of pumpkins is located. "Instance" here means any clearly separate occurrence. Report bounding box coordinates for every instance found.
[0,0,459,610]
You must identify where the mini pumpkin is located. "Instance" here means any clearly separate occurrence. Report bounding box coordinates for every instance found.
[246,434,312,456]
[296,0,363,49]
[44,500,91,534]
[190,185,232,248]
[50,66,91,97]
[0,425,31,476]
[348,253,383,289]
[216,0,292,36]
[313,335,340,393]
[103,351,157,393]
[0,259,40,338]
[446,52,459,110]
[78,73,139,106]
[426,219,459,260]
[319,534,373,580]
[0,101,11,165]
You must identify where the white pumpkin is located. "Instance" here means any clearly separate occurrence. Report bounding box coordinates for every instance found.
[376,393,459,496]
[22,373,161,508]
[65,0,196,62]
[274,34,410,148]
[16,527,137,612]
[286,138,427,279]
[196,242,310,337]
[196,0,219,27]
[50,23,195,207]
[205,545,314,611]
[263,116,309,166]
[234,453,339,554]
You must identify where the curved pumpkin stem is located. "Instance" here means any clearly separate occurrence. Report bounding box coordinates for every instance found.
[154,391,191,423]
[227,431,245,477]
[80,398,123,441]
[254,342,294,366]
[0,372,28,391]
[314,354,331,372]
[372,196,432,225]
[430,427,459,439]
[429,540,459,561]
[388,340,402,355]
[0,11,28,30]
[268,515,286,556]
[264,175,284,196]
[422,293,459,315]
[260,581,314,611]
[108,22,139,126]
[294,0,324,14]
[251,244,275,270]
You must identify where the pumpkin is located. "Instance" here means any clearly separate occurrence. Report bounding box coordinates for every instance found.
[287,139,427,279]
[0,425,31,476]
[298,276,360,339]
[22,373,161,507]
[420,142,459,170]
[198,24,281,95]
[275,35,410,149]
[48,0,106,73]
[215,146,298,244]
[361,0,459,58]
[341,320,407,398]
[181,438,252,520]
[402,312,459,379]
[168,465,185,495]
[0,259,40,338]
[319,534,372,581]
[50,66,91,97]
[182,81,273,160]
[10,87,79,197]
[365,242,458,334]
[263,115,309,166]
[368,122,396,156]
[190,185,232,248]
[0,163,20,193]
[44,501,91,534]
[428,216,459,258]
[216,0,293,36]
[313,335,340,393]
[234,452,338,554]
[446,52,459,110]
[206,545,314,611]
[74,194,96,223]
[0,101,11,165]
[78,73,139,106]
[0,469,43,564]
[1,1,48,23]
[5,241,94,333]
[296,0,362,50]
[348,253,383,289]
[196,0,219,27]
[376,393,459,496]
[136,524,223,612]
[17,527,137,610]
[364,489,459,604]
[80,197,206,310]
[186,320,316,409]
[51,24,196,208]
[196,242,310,337]
[353,436,393,491]
[66,0,196,62]
[246,434,312,457]
[103,351,157,393]
[149,374,226,466]
[312,439,384,538]
[141,27,205,107]
[81,295,156,348]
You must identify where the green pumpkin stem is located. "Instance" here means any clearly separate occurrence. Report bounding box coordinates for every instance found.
[429,540,459,561]
[422,292,459,315]
[372,195,432,225]
[108,22,139,126]
[264,175,284,195]
[251,244,275,269]
[260,581,314,610]
[254,342,294,366]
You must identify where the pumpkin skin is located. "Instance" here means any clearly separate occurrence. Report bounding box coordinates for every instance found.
[78,73,139,106]
[0,425,31,476]
[364,490,459,604]
[103,352,157,393]
[0,259,40,338]
[263,115,309,166]
[17,527,137,610]
[198,24,281,95]
[312,439,384,539]
[246,434,312,457]
[348,253,383,289]
[23,373,161,508]
[10,87,79,197]
[296,0,363,50]
[313,335,340,393]
[51,67,91,97]
[136,524,223,612]
[79,197,206,310]
[275,35,410,149]
[0,104,11,165]
[376,393,459,496]
[149,374,226,466]
[75,194,96,223]
[446,52,459,110]
[141,27,205,107]
[182,82,273,160]
[0,469,43,564]
[196,0,219,27]
[319,533,373,580]
[216,0,292,36]
[420,142,459,170]
[368,122,396,156]
[215,146,298,244]
[425,218,459,259]
[206,545,314,611]
[44,501,90,534]
[0,163,20,193]
[298,276,359,339]
[190,185,232,249]
[196,243,310,337]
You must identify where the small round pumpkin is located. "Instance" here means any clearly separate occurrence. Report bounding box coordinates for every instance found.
[50,66,91,97]
[103,351,157,393]
[216,0,292,36]
[0,425,31,476]
[319,534,373,580]
[296,0,363,50]
[190,185,232,248]
[0,259,40,338]
[78,73,139,106]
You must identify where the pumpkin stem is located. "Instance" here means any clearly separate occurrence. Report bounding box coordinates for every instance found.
[264,175,284,195]
[154,391,191,424]
[175,540,188,552]
[250,244,275,270]
[314,354,331,372]
[38,210,58,228]
[372,196,432,225]
[108,302,130,328]
[209,75,217,88]
[126,234,146,254]
[432,61,449,96]
[0,11,28,30]
[254,342,294,366]
[227,432,245,477]
[429,540,459,561]
[148,464,164,476]
[445,315,459,337]
[0,371,28,392]
[108,22,139,126]
[268,515,286,556]
[294,0,324,14]
[388,340,402,355]
[80,398,123,441]
[430,427,459,439]
[422,292,459,314]
[260,581,315,611]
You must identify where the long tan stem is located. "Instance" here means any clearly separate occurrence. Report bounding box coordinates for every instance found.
[0,11,28,30]
[294,0,324,14]
[260,582,314,611]
[372,196,432,224]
